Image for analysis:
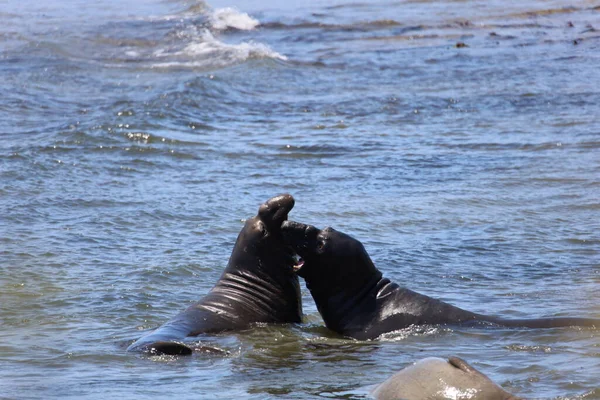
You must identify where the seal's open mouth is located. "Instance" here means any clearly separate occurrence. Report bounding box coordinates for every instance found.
[292,254,304,273]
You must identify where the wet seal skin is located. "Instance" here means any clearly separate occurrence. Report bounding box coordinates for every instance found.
[127,194,302,355]
[371,357,521,400]
[281,221,599,340]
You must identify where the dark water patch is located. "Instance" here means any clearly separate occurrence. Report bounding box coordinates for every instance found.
[564,238,600,245]
[505,6,583,19]
[573,141,600,149]
[117,145,202,160]
[529,177,590,184]
[260,19,404,32]
[274,144,355,158]
[121,130,215,147]
[439,141,576,152]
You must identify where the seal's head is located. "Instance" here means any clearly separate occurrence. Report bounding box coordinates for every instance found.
[238,194,294,245]
[280,220,381,295]
[230,194,297,275]
[223,194,302,322]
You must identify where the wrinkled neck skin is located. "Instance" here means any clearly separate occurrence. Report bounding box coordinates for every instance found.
[127,209,302,353]
[127,238,301,352]
[207,235,302,324]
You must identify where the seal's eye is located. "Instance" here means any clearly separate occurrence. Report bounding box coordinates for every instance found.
[317,240,325,250]
[256,221,268,237]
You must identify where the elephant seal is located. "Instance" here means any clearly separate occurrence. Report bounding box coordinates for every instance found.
[281,221,599,340]
[127,195,302,355]
[371,356,520,400]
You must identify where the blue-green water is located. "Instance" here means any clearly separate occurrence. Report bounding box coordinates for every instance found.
[1,0,599,398]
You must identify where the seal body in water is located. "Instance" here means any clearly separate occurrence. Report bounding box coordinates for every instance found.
[371,356,520,400]
[127,195,302,355]
[281,221,599,340]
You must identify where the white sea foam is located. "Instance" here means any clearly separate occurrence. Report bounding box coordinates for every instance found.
[141,4,259,31]
[209,7,259,31]
[145,5,283,70]
[181,31,287,62]
[151,30,286,69]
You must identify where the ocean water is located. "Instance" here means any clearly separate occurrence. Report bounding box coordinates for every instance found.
[1,0,599,398]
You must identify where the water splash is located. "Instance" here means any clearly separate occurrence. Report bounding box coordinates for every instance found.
[210,7,260,31]
[151,29,287,69]
[145,6,284,69]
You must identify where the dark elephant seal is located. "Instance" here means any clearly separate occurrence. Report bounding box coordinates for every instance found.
[371,357,520,400]
[281,221,599,340]
[127,195,302,355]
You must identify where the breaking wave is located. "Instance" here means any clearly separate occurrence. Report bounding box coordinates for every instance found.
[209,7,260,31]
[151,29,287,70]
[147,5,284,69]
[78,3,287,70]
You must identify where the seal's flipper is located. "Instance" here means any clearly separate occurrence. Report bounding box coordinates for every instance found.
[148,341,193,356]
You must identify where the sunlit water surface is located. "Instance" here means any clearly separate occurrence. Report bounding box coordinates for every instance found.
[1,0,599,398]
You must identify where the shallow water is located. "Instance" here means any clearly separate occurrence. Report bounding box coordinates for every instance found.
[1,0,599,398]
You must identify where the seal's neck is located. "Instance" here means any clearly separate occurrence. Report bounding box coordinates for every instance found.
[309,270,384,335]
[211,266,302,323]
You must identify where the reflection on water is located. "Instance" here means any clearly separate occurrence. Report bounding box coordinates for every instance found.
[1,0,599,398]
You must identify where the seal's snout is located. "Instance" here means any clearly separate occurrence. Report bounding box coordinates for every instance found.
[281,220,319,275]
[281,220,306,233]
[281,220,315,247]
[270,193,295,212]
[259,194,295,228]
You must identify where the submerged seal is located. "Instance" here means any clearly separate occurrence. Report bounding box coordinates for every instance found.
[281,221,599,340]
[371,356,520,400]
[127,195,302,355]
